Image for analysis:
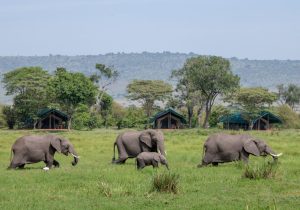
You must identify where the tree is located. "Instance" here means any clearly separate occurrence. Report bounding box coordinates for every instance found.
[176,56,240,128]
[231,87,277,129]
[171,68,205,128]
[49,68,97,129]
[127,80,173,117]
[90,64,119,112]
[277,84,300,110]
[2,67,51,128]
[2,105,17,129]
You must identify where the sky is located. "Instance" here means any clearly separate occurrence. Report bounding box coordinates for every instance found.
[0,0,299,59]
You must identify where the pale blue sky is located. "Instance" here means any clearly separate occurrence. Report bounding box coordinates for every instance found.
[0,0,299,59]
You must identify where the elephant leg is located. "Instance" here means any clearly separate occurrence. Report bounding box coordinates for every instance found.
[136,159,145,170]
[53,159,60,168]
[112,142,129,164]
[8,155,25,169]
[240,151,249,163]
[44,153,54,168]
[113,157,128,164]
[212,162,219,166]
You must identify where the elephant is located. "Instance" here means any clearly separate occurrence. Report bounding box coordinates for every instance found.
[136,152,169,170]
[112,129,166,164]
[198,133,282,167]
[8,135,79,170]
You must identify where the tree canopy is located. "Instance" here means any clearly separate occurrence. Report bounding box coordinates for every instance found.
[2,66,51,128]
[277,84,300,110]
[175,56,240,128]
[49,68,97,129]
[127,80,173,117]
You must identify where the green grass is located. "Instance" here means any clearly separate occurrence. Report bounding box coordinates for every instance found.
[0,129,300,209]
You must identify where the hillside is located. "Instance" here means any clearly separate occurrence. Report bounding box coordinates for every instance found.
[1,52,300,104]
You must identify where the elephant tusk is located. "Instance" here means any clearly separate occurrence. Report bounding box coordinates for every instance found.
[70,153,80,159]
[165,150,167,156]
[157,149,161,155]
[270,152,283,157]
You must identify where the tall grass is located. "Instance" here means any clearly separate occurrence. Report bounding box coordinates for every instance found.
[151,172,180,194]
[243,161,279,179]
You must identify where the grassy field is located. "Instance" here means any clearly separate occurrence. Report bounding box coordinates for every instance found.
[0,129,300,210]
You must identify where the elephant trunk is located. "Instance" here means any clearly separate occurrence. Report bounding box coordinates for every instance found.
[157,141,166,157]
[69,146,79,166]
[266,147,282,160]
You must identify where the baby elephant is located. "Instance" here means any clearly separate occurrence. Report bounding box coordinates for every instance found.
[136,152,169,170]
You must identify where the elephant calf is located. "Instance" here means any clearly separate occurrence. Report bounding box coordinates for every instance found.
[8,135,80,170]
[136,152,169,170]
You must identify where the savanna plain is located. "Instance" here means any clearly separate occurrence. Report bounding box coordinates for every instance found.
[0,129,300,210]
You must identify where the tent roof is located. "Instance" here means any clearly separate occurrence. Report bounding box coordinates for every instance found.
[220,111,282,124]
[150,108,187,124]
[37,108,69,120]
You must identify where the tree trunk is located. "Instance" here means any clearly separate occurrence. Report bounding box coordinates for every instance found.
[202,101,211,129]
[197,105,204,128]
[187,105,193,128]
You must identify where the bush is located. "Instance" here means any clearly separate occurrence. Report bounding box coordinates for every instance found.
[72,104,102,130]
[208,105,230,127]
[2,105,17,129]
[151,172,180,194]
[275,105,300,128]
[243,161,279,179]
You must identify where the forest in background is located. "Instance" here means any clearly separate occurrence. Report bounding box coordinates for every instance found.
[1,52,300,104]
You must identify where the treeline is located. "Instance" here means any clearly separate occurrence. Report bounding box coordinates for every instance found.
[1,52,300,103]
[1,55,300,130]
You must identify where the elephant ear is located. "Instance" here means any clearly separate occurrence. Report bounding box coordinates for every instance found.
[153,154,160,163]
[50,137,62,153]
[243,140,260,156]
[139,131,152,148]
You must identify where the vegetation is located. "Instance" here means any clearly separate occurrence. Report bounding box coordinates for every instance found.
[48,67,98,129]
[277,84,300,110]
[0,129,299,209]
[1,53,300,103]
[173,56,240,128]
[90,64,119,113]
[127,80,173,117]
[243,161,279,180]
[274,104,300,129]
[2,67,51,128]
[151,172,180,194]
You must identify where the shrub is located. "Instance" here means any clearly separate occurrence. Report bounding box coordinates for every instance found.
[151,172,179,194]
[274,105,300,129]
[243,161,279,179]
[2,105,17,129]
[208,105,230,127]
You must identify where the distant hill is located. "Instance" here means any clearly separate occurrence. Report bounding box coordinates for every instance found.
[1,52,300,105]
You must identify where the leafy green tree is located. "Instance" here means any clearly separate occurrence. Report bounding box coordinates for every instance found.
[100,92,113,128]
[127,80,173,117]
[90,64,119,112]
[231,87,277,129]
[2,67,51,128]
[277,84,300,110]
[49,68,97,129]
[175,56,240,128]
[72,104,102,130]
[171,68,205,128]
[208,105,230,127]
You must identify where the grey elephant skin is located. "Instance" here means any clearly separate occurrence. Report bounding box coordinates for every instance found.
[8,135,79,169]
[112,129,165,164]
[136,152,169,170]
[199,133,282,167]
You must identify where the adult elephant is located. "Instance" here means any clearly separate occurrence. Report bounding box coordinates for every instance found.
[8,135,79,170]
[112,129,165,164]
[198,133,282,167]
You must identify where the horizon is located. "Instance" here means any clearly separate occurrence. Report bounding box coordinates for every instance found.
[0,0,299,60]
[1,52,300,61]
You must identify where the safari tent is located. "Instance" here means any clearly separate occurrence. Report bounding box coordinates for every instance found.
[36,108,69,129]
[150,108,186,129]
[220,111,282,130]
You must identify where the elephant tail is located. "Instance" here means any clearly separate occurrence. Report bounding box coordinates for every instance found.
[112,142,116,162]
[202,144,207,163]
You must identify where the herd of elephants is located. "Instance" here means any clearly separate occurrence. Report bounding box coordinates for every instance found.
[8,129,282,170]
